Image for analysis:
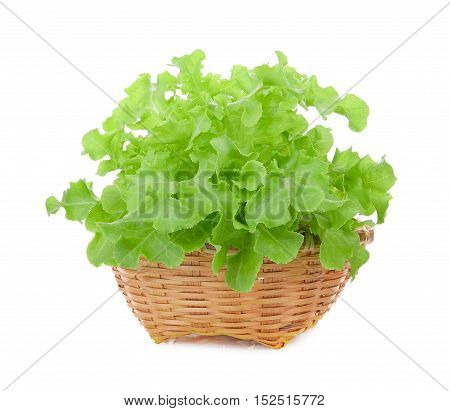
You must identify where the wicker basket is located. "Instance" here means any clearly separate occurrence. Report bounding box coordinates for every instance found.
[114,227,373,349]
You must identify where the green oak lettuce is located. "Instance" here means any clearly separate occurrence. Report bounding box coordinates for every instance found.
[46,50,395,292]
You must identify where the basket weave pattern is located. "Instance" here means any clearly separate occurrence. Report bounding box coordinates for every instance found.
[114,228,373,349]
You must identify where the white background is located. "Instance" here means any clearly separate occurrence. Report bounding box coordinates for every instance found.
[0,0,449,409]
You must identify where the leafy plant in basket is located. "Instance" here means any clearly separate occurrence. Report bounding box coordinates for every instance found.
[46,50,396,294]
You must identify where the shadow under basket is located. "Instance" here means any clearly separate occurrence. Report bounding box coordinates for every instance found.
[114,227,374,349]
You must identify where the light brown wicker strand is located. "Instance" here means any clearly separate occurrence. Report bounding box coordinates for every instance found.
[114,227,374,349]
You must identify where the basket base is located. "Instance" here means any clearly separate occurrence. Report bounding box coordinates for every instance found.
[146,329,310,349]
[135,315,326,349]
